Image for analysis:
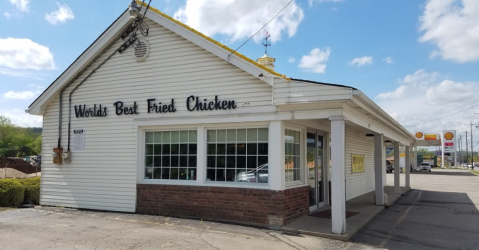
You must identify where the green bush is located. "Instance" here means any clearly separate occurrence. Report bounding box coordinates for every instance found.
[18,177,40,205]
[0,179,25,207]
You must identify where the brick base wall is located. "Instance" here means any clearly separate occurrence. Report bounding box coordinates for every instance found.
[136,184,310,226]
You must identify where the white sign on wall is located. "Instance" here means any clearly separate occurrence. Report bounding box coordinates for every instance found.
[72,129,85,151]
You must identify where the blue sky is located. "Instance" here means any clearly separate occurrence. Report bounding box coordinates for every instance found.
[1,0,479,146]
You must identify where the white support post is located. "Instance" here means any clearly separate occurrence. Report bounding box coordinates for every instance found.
[394,142,401,194]
[197,127,205,184]
[441,131,445,169]
[405,146,410,189]
[324,133,331,206]
[374,134,385,205]
[269,121,285,191]
[414,146,418,170]
[330,117,346,235]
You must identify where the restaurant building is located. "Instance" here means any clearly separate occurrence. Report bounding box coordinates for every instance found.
[27,3,416,235]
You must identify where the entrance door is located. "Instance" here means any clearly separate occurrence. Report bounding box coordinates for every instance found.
[307,132,325,210]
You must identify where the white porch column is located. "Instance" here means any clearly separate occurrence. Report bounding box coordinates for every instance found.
[405,146,410,189]
[330,117,346,235]
[324,133,331,206]
[374,134,384,205]
[394,142,401,194]
[414,146,418,170]
[269,121,285,191]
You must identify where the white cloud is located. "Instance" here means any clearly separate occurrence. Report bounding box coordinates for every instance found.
[383,57,393,64]
[174,0,304,43]
[45,2,74,25]
[375,69,479,134]
[288,57,296,63]
[298,47,331,74]
[419,0,479,63]
[4,12,12,19]
[348,56,373,67]
[3,90,39,100]
[9,0,29,12]
[0,109,42,127]
[0,38,55,71]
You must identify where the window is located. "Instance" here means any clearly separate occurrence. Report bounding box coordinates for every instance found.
[145,130,197,180]
[285,129,301,182]
[207,128,268,183]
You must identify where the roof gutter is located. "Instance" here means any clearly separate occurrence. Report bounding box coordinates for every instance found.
[352,90,416,143]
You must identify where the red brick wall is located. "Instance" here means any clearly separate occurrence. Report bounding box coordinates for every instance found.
[136,184,310,226]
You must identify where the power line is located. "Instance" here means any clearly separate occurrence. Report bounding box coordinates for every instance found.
[226,0,294,62]
[404,103,479,127]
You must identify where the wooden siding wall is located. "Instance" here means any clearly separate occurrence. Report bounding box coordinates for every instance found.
[273,80,352,105]
[344,125,375,201]
[41,18,273,212]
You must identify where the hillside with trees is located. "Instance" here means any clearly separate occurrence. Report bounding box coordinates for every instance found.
[0,115,41,157]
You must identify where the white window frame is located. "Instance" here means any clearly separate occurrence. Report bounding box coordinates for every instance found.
[284,123,307,188]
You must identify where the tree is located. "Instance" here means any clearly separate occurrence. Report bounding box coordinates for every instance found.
[0,115,42,157]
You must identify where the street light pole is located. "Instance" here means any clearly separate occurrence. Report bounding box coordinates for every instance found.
[466,131,469,167]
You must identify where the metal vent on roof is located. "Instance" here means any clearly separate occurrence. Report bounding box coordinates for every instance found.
[132,39,150,62]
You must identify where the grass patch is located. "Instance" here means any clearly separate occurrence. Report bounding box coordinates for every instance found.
[0,207,14,211]
[470,170,479,176]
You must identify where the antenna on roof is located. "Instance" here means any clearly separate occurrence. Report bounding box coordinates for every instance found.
[262,32,271,55]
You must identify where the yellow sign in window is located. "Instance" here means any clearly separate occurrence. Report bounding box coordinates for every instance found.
[352,154,365,173]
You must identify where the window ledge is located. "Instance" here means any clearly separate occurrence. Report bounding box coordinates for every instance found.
[285,181,306,189]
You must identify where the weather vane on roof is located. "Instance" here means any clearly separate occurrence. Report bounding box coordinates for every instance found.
[262,32,271,55]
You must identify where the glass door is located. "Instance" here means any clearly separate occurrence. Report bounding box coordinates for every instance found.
[307,132,325,210]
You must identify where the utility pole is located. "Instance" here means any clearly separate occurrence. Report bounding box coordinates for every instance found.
[471,122,474,166]
[466,131,469,167]
[459,134,462,164]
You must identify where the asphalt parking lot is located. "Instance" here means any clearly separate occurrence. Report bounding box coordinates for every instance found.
[351,169,479,250]
[0,169,478,250]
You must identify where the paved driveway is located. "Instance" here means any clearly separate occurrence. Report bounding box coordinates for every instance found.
[351,169,479,250]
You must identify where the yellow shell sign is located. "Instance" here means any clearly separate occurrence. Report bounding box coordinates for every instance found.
[444,132,454,140]
[415,132,423,138]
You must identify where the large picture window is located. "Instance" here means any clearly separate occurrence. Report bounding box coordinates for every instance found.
[285,129,301,182]
[145,130,197,180]
[207,128,268,183]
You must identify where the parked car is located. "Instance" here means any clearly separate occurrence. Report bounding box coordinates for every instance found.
[386,160,393,173]
[420,162,432,172]
[235,164,268,183]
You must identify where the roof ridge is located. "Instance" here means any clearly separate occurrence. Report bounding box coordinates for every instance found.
[137,0,288,80]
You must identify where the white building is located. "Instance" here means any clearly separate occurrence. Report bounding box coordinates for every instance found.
[27,3,415,235]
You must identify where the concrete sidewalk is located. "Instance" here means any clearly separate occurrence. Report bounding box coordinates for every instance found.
[282,185,410,241]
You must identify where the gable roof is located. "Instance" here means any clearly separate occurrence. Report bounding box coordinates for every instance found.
[27,2,287,115]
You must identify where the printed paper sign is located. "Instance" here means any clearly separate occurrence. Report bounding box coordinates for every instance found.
[72,129,85,151]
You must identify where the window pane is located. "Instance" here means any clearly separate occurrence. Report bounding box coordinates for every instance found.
[247,156,257,169]
[171,155,179,167]
[237,143,246,155]
[180,144,188,154]
[247,128,257,141]
[161,168,170,179]
[154,144,162,155]
[179,168,188,180]
[145,156,153,167]
[188,169,196,180]
[227,156,235,168]
[162,156,170,167]
[247,143,257,155]
[180,131,189,143]
[227,144,236,155]
[217,130,226,142]
[189,130,197,143]
[258,156,268,166]
[145,168,153,179]
[207,144,216,154]
[285,129,301,183]
[170,144,179,154]
[162,131,170,143]
[216,169,225,181]
[146,144,153,155]
[258,143,268,155]
[189,144,197,154]
[171,131,179,143]
[217,156,225,168]
[170,168,179,179]
[207,130,216,142]
[207,156,216,168]
[237,156,246,168]
[189,156,197,167]
[258,128,268,141]
[153,168,162,179]
[217,144,226,154]
[207,169,215,181]
[226,169,235,181]
[154,156,161,167]
[227,129,236,142]
[237,129,246,142]
[154,132,162,143]
[162,144,170,154]
[146,132,154,143]
[180,156,187,167]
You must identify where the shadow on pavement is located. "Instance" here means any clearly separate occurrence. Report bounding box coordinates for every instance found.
[350,189,479,250]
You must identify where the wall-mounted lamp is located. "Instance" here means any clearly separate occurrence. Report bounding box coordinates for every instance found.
[366,134,375,137]
[129,0,140,18]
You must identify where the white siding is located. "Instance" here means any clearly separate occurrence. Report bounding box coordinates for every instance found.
[273,80,353,105]
[40,18,273,212]
[345,125,375,201]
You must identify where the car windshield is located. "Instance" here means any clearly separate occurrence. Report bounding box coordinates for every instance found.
[420,163,429,166]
